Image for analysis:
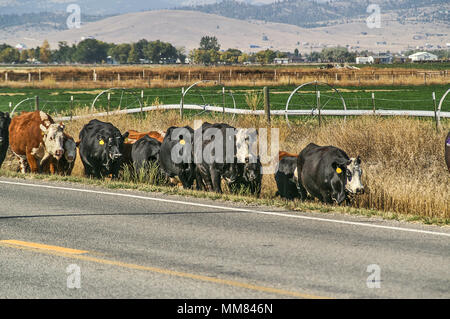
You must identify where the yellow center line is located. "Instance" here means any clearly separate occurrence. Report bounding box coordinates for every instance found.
[0,240,88,255]
[0,240,330,299]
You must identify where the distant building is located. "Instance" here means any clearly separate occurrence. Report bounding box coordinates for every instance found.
[15,43,27,51]
[274,58,289,65]
[356,54,392,64]
[408,52,438,62]
[372,54,393,64]
[356,56,373,64]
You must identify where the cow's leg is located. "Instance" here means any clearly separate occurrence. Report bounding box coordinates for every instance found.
[25,147,39,173]
[320,190,334,205]
[49,158,57,175]
[199,171,213,192]
[210,168,222,193]
[195,168,206,190]
[16,155,27,174]
[296,180,308,201]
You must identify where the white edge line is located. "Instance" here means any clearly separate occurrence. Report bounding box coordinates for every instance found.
[0,180,449,238]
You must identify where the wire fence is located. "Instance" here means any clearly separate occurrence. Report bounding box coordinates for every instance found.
[4,85,450,128]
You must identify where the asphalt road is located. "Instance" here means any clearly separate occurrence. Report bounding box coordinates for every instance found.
[0,177,449,299]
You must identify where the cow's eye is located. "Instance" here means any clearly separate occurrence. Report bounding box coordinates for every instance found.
[347,171,352,178]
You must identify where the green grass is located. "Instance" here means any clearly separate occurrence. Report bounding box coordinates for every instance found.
[1,84,449,114]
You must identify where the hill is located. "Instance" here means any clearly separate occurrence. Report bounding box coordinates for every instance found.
[0,10,448,54]
[180,0,450,28]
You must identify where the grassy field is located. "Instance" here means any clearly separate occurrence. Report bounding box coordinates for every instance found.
[0,84,449,115]
[1,109,449,224]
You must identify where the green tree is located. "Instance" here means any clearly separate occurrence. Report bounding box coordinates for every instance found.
[0,47,20,63]
[72,39,108,64]
[127,44,140,63]
[199,36,220,51]
[39,40,51,63]
[51,41,75,63]
[109,43,131,64]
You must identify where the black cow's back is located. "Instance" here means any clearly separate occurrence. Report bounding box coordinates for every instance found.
[275,156,300,200]
[78,119,126,178]
[132,135,161,174]
[0,112,11,168]
[297,143,350,204]
[159,126,195,188]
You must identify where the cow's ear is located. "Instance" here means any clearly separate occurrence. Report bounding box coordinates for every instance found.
[356,156,361,165]
[40,124,48,134]
[122,131,129,139]
[59,122,65,130]
[332,161,345,174]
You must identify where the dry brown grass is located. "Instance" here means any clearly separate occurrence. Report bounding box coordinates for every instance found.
[0,65,448,89]
[2,108,449,221]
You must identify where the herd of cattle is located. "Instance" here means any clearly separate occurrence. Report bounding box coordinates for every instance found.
[0,110,448,205]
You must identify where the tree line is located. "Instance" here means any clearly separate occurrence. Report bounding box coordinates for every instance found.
[0,38,185,64]
[0,36,448,65]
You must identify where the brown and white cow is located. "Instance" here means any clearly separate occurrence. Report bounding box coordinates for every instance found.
[9,111,65,174]
[41,132,77,176]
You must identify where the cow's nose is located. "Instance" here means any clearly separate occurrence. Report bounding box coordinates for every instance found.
[67,155,74,162]
[55,149,64,157]
[113,153,122,159]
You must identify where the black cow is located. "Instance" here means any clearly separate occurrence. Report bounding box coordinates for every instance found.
[228,156,262,196]
[159,125,196,189]
[446,131,450,173]
[78,119,129,179]
[0,112,11,169]
[195,122,239,193]
[275,155,301,200]
[131,135,162,179]
[297,143,354,205]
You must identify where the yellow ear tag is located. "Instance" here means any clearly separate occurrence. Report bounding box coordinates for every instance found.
[99,139,105,145]
[180,139,185,145]
[124,138,128,143]
[336,167,342,174]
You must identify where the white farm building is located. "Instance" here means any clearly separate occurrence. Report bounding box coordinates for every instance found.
[408,52,438,62]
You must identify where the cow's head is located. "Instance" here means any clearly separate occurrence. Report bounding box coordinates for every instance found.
[346,156,364,195]
[0,112,11,145]
[97,131,129,162]
[64,137,77,163]
[330,158,352,204]
[40,123,65,160]
[243,156,261,183]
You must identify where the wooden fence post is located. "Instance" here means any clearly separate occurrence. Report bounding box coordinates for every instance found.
[70,95,74,120]
[35,96,39,111]
[180,87,185,120]
[222,86,226,119]
[263,86,271,124]
[317,90,321,127]
[432,92,439,131]
[140,90,144,117]
[372,92,376,115]
[107,92,110,115]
